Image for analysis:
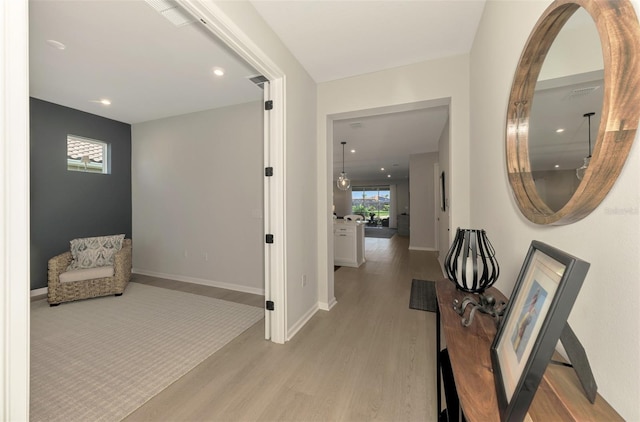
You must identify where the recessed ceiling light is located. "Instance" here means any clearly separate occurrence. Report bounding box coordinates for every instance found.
[46,39,66,50]
[554,164,560,168]
[213,67,225,76]
[387,174,391,178]
[380,167,385,171]
[556,128,565,133]
[350,149,356,153]
[100,99,111,106]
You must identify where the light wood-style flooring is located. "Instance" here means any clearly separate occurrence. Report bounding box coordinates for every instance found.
[125,235,444,421]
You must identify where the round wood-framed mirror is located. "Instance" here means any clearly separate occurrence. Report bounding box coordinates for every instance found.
[506,0,640,225]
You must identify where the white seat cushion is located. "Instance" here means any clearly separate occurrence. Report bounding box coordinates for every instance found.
[59,266,114,283]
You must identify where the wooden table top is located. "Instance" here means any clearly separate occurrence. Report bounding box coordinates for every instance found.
[435,279,621,422]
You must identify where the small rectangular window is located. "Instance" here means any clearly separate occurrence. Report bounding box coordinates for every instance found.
[67,135,109,174]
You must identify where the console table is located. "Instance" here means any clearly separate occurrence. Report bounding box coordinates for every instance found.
[435,279,621,421]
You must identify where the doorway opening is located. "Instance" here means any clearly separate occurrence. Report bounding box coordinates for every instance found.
[325,99,451,304]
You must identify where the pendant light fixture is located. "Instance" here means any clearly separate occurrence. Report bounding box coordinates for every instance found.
[337,141,351,191]
[576,112,595,180]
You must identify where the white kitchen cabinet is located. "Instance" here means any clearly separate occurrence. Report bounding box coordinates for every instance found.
[334,221,365,267]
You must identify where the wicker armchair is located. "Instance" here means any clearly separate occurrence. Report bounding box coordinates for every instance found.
[47,239,132,306]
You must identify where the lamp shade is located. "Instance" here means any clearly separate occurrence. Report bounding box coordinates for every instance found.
[444,228,499,293]
[337,172,351,190]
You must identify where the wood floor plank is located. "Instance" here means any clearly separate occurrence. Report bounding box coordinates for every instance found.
[124,235,443,421]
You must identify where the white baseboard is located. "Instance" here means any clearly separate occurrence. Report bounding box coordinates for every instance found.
[287,303,319,341]
[132,268,265,296]
[31,287,48,297]
[318,297,337,311]
[408,246,437,251]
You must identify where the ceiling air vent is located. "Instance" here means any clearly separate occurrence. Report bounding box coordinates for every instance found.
[563,86,600,100]
[248,75,269,89]
[145,0,195,27]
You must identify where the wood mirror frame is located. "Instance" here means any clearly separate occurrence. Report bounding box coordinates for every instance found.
[506,0,640,225]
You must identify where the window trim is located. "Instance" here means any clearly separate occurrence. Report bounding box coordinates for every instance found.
[66,134,110,174]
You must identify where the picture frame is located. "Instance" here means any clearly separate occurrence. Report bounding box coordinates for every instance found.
[490,241,590,422]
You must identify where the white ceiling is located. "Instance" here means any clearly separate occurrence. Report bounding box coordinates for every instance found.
[250,0,486,83]
[29,0,485,182]
[29,0,264,124]
[333,103,449,182]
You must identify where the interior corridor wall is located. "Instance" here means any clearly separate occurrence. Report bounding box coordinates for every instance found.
[317,55,471,308]
[132,101,264,294]
[469,1,640,419]
[409,152,438,250]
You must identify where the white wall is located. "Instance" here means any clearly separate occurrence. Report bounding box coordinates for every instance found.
[211,1,318,336]
[395,180,410,219]
[470,1,640,419]
[317,55,471,307]
[132,101,264,294]
[409,152,438,250]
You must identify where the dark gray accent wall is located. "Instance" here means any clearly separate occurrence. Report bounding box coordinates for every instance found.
[30,98,132,290]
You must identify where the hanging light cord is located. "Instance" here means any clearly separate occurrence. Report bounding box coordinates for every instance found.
[341,141,346,173]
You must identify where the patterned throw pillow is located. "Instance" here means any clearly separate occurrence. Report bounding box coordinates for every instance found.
[68,234,125,270]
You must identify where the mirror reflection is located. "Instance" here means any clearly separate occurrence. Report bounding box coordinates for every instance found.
[528,8,603,212]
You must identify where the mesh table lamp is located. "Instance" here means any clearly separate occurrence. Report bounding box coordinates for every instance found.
[444,228,504,326]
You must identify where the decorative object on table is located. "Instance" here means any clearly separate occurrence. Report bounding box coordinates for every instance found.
[336,141,351,191]
[576,112,596,180]
[490,240,590,422]
[444,228,502,326]
[445,228,499,292]
[453,293,507,327]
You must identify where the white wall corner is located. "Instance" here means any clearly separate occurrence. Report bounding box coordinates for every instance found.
[318,297,337,311]
[287,302,320,341]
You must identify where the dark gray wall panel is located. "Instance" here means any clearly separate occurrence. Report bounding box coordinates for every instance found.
[30,98,132,290]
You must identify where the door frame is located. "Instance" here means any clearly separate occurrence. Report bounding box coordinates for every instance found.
[1,1,30,419]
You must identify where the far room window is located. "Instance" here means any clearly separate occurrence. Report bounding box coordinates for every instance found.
[67,135,109,174]
[351,186,391,223]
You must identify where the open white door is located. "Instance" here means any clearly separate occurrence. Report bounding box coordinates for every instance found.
[163,0,287,344]
[263,80,272,340]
